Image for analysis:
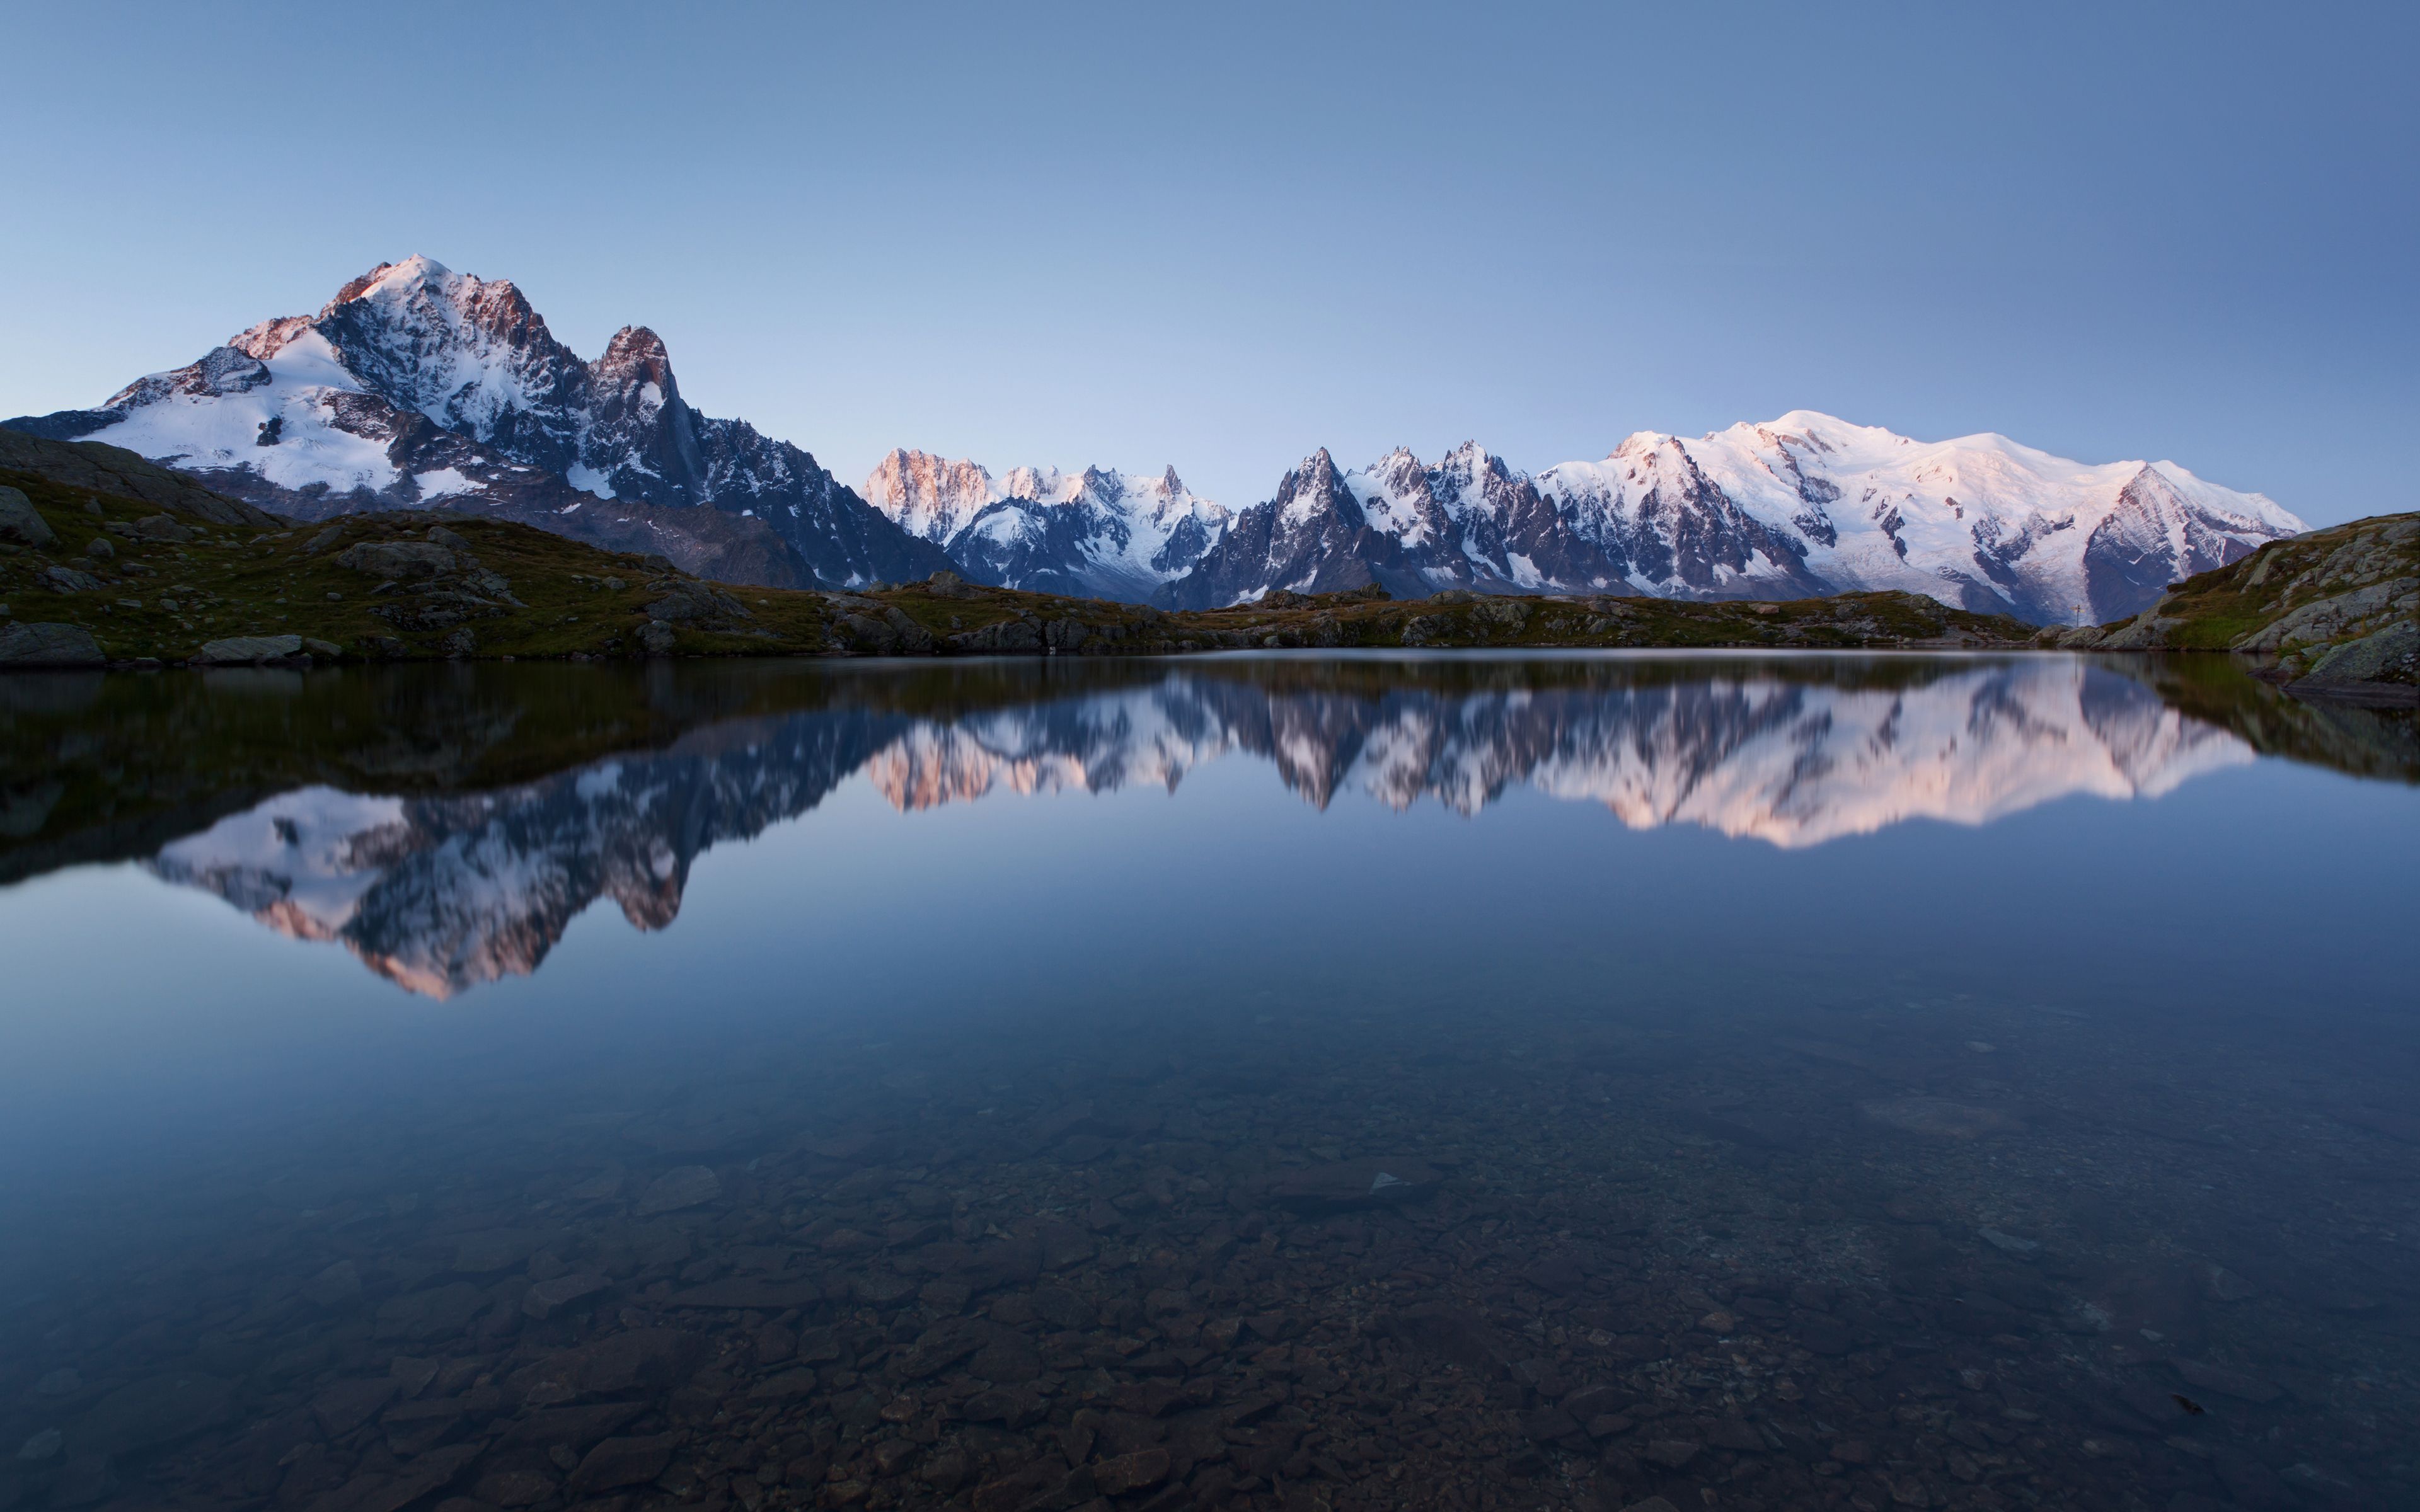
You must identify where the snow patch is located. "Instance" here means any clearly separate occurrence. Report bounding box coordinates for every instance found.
[565,463,616,500]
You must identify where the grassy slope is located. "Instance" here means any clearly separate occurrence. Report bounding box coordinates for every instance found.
[0,467,771,662]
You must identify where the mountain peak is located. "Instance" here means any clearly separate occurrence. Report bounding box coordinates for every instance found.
[603,324,669,360]
[596,326,677,394]
[864,450,1001,546]
[325,255,466,313]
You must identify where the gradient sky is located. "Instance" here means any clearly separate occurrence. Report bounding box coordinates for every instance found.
[3,2,2409,524]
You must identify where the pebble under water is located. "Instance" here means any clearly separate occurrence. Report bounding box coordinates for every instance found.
[0,652,2415,1512]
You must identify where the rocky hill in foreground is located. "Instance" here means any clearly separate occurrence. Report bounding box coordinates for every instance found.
[2064,513,2418,704]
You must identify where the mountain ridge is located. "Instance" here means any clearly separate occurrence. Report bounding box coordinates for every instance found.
[1156,413,2302,624]
[6,257,2303,622]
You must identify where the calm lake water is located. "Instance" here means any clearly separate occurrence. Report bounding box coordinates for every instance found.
[1,652,2414,1512]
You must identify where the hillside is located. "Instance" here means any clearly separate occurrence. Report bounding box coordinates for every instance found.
[2065,513,2418,704]
[2,429,2041,668]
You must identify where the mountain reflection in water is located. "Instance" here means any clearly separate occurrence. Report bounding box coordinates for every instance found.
[1,652,2403,997]
[2,651,2416,1512]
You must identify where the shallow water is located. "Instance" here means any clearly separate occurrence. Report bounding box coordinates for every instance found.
[1,652,2414,1512]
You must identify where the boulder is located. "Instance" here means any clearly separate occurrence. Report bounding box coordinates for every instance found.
[335,540,458,579]
[512,1329,706,1404]
[40,565,104,593]
[633,1164,722,1215]
[950,617,1042,652]
[132,514,193,542]
[1266,1156,1441,1211]
[1093,1448,1170,1496]
[0,484,57,547]
[645,580,747,624]
[2304,621,2417,685]
[0,622,104,667]
[197,634,303,665]
[524,1273,612,1320]
[464,568,520,602]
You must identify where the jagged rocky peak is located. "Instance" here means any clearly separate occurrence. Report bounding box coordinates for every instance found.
[863,449,1001,545]
[861,448,1231,602]
[996,464,1059,501]
[594,326,677,395]
[1279,448,1349,511]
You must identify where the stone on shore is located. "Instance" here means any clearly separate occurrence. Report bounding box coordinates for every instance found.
[0,622,104,667]
[196,634,304,665]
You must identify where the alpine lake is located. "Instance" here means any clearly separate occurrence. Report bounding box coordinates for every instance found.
[1,650,2415,1512]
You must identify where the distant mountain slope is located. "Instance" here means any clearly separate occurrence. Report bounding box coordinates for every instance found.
[1160,414,2302,623]
[6,256,950,589]
[862,449,1228,601]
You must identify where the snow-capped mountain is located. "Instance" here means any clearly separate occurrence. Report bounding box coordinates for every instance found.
[7,257,950,589]
[6,263,2298,617]
[1161,415,2303,623]
[863,450,1228,600]
[148,658,2249,994]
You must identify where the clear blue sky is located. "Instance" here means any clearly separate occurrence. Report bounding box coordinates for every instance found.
[3,2,2409,524]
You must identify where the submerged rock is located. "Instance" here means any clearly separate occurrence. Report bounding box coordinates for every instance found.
[633,1164,722,1215]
